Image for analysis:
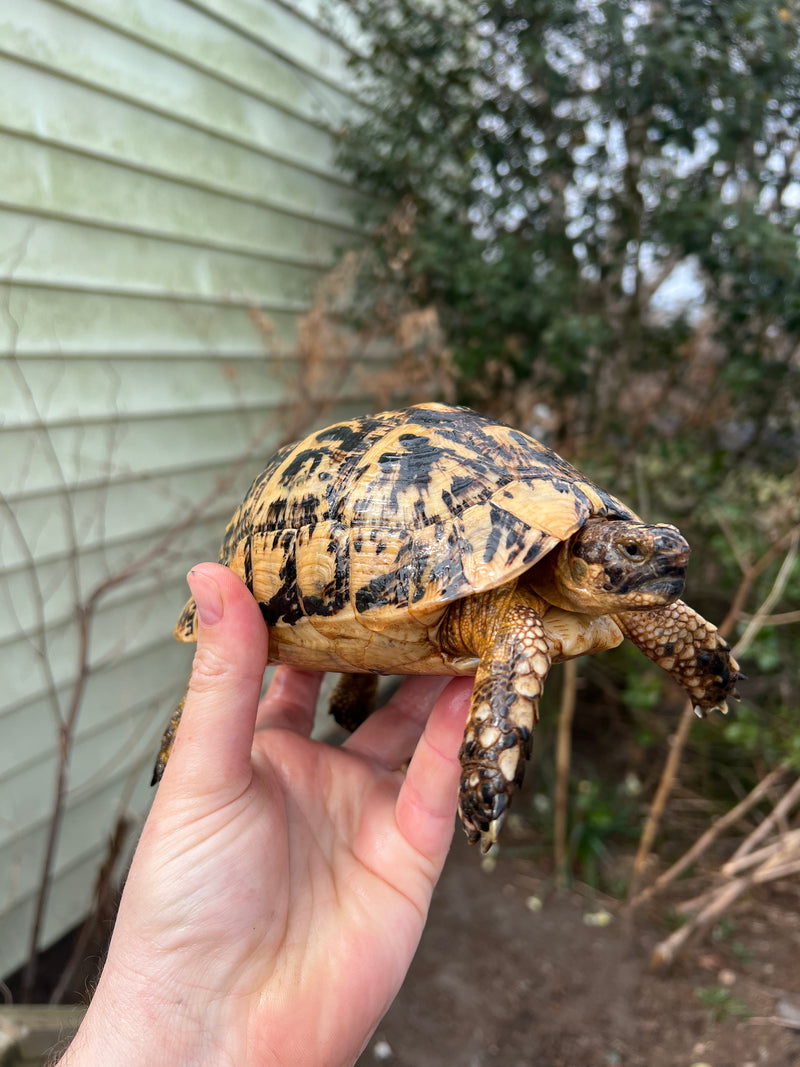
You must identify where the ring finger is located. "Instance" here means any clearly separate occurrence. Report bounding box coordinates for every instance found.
[343,675,455,769]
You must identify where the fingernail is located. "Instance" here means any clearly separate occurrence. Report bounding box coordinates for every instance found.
[187,568,223,626]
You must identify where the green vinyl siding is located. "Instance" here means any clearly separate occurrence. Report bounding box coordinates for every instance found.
[0,0,372,979]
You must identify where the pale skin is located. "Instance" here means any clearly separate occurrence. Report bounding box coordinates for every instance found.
[58,563,473,1067]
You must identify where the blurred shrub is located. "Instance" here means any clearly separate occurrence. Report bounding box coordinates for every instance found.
[329,0,800,832]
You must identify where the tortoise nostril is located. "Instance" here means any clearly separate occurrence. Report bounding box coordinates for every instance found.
[654,527,691,558]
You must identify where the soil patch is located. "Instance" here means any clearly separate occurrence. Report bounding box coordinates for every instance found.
[359,833,800,1067]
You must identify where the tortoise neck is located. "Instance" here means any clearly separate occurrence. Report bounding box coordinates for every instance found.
[525,542,606,616]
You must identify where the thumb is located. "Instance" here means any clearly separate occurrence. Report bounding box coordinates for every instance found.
[163,562,268,797]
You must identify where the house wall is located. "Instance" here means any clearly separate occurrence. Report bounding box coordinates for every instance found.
[0,0,376,980]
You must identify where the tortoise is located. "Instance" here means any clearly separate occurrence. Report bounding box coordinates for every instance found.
[153,403,742,852]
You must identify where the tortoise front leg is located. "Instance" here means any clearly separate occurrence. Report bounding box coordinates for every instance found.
[442,586,551,852]
[616,601,743,715]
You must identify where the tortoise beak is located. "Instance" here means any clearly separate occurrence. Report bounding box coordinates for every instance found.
[644,526,690,601]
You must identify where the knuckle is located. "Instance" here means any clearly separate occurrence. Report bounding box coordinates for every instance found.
[189,645,231,690]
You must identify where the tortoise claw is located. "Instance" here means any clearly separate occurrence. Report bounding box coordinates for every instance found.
[479,815,506,855]
[695,699,732,718]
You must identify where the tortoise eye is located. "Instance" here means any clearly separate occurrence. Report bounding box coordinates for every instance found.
[620,542,643,560]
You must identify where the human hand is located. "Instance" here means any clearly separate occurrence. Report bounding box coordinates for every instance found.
[60,563,472,1067]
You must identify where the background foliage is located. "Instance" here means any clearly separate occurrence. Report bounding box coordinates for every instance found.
[334,0,800,876]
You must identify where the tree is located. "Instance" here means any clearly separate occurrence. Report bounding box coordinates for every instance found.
[337,0,800,466]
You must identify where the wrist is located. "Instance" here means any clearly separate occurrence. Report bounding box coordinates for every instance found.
[56,950,242,1067]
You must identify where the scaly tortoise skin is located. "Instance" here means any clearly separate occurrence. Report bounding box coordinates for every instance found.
[153,403,743,852]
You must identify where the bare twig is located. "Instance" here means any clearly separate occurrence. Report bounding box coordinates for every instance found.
[751,857,800,883]
[48,816,132,1005]
[717,524,800,638]
[554,660,578,887]
[732,531,799,657]
[728,775,800,864]
[628,698,696,900]
[629,764,787,908]
[723,830,800,878]
[652,808,800,968]
[628,527,800,908]
[746,1017,800,1032]
[651,876,748,969]
[739,609,800,627]
[18,404,321,998]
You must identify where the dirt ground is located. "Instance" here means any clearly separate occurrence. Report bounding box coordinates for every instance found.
[7,808,800,1067]
[358,832,800,1067]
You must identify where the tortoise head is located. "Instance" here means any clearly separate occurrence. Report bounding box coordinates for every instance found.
[531,518,690,615]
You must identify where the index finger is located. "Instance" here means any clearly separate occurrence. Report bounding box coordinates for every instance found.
[162,563,268,799]
[344,675,451,769]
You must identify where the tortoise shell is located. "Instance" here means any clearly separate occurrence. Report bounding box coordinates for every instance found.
[175,403,637,672]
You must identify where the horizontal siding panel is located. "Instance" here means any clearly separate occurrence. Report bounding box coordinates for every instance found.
[1,852,109,980]
[0,133,361,262]
[0,462,260,571]
[0,774,154,963]
[0,283,300,355]
[1,356,289,429]
[0,514,229,644]
[273,0,367,56]
[2,397,374,497]
[0,517,234,658]
[2,412,272,496]
[0,573,188,711]
[2,355,388,432]
[0,63,364,225]
[59,0,359,120]
[183,0,359,87]
[0,210,327,304]
[3,1,346,178]
[0,704,162,855]
[0,641,190,782]
[0,0,380,979]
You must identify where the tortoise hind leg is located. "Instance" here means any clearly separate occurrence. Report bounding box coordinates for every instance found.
[151,693,185,785]
[328,673,379,733]
[442,586,552,852]
[616,601,743,714]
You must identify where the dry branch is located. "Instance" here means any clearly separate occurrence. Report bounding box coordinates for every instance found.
[629,764,787,909]
[554,660,578,887]
[651,877,748,969]
[722,830,800,877]
[746,1016,800,1033]
[628,526,800,910]
[739,609,800,627]
[628,698,696,900]
[651,790,800,969]
[732,531,799,656]
[727,775,800,864]
[716,524,800,638]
